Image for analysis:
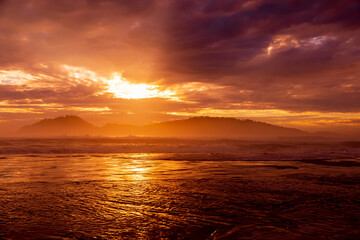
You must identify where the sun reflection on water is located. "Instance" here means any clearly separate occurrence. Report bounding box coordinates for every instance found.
[104,153,160,181]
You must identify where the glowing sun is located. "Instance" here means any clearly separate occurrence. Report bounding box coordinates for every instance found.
[106,74,174,99]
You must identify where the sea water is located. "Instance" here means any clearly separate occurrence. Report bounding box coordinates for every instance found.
[0,139,359,239]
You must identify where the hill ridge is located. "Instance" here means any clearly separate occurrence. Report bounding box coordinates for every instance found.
[18,115,308,138]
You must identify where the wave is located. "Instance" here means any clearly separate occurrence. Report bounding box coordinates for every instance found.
[0,138,360,160]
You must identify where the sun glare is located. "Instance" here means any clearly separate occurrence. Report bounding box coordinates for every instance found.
[61,65,176,100]
[106,74,174,99]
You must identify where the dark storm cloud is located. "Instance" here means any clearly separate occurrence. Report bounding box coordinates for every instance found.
[158,0,360,112]
[161,0,360,74]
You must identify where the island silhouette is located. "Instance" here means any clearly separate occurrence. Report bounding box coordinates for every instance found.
[18,115,308,138]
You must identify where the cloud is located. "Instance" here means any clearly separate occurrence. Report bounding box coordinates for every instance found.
[0,0,360,131]
[157,0,360,113]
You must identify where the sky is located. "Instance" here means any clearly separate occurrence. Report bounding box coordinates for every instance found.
[0,0,360,134]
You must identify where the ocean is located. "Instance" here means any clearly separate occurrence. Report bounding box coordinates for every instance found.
[0,138,359,239]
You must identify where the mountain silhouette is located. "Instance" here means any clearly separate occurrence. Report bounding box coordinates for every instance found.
[18,115,308,138]
[18,115,98,137]
[139,116,307,138]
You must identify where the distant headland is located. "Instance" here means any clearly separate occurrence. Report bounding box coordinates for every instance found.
[18,115,310,139]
